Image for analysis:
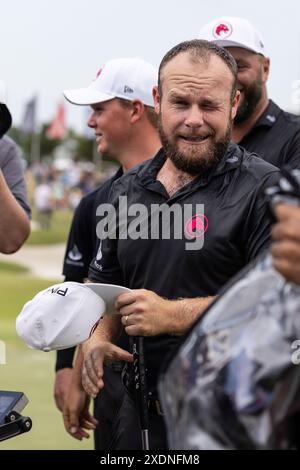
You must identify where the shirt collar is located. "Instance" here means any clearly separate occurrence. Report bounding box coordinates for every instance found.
[138,148,166,185]
[113,166,124,180]
[250,99,281,130]
[138,143,243,189]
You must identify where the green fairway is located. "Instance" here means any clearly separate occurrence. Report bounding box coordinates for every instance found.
[0,261,29,274]
[0,270,92,450]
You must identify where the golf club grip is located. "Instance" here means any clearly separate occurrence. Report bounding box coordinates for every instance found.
[132,336,149,430]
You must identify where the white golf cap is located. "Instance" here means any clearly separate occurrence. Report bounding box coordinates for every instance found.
[199,16,266,55]
[63,57,158,107]
[16,282,131,352]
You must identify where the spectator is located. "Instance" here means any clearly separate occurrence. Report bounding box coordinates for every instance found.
[199,16,300,168]
[33,177,54,229]
[0,81,30,253]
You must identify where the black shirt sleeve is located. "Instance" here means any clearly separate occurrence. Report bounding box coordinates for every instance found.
[243,170,280,261]
[88,235,124,285]
[55,346,76,371]
[62,192,97,281]
[282,128,300,170]
[88,184,125,285]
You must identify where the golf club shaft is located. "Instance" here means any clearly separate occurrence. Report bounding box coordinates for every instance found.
[133,336,149,450]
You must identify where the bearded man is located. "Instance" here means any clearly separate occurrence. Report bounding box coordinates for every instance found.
[199,16,300,169]
[75,40,280,450]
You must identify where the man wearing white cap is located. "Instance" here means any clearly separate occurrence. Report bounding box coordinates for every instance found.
[199,16,300,169]
[56,57,160,447]
[0,81,31,253]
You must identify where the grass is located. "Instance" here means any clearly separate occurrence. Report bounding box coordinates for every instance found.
[0,269,92,450]
[26,209,73,245]
[0,261,29,274]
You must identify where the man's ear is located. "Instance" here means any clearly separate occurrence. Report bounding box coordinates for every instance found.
[262,56,270,84]
[153,86,160,115]
[130,100,144,124]
[231,90,241,120]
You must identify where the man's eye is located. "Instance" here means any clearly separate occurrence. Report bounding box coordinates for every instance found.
[202,104,216,110]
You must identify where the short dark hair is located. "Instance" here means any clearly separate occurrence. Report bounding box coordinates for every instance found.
[117,98,158,129]
[158,39,237,102]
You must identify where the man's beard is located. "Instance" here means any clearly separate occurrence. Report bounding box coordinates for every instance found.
[158,117,232,176]
[235,74,263,124]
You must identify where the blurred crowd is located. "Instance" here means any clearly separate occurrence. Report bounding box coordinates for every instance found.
[27,159,116,229]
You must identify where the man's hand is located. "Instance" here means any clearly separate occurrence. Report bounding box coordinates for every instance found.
[272,203,300,285]
[81,335,133,398]
[117,289,214,336]
[62,382,98,441]
[117,289,173,336]
[54,368,73,412]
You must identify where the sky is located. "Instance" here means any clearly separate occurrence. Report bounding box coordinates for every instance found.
[0,0,299,134]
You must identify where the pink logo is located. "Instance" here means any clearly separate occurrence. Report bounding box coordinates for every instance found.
[95,67,103,79]
[185,214,208,239]
[213,22,232,39]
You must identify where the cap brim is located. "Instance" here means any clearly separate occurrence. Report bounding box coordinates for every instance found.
[85,283,131,314]
[213,39,262,54]
[63,88,115,106]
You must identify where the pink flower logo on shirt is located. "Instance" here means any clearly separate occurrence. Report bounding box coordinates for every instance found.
[185,213,208,239]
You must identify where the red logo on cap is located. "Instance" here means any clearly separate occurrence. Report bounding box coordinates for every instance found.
[95,68,103,79]
[213,22,232,39]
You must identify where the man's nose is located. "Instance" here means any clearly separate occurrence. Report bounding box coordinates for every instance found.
[87,111,96,128]
[185,106,204,128]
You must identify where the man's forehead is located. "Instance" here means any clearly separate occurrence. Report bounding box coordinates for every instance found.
[161,51,233,83]
[161,62,233,97]
[169,86,215,95]
[91,98,116,107]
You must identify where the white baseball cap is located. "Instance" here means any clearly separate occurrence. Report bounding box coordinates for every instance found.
[199,16,266,55]
[63,57,157,107]
[16,282,131,352]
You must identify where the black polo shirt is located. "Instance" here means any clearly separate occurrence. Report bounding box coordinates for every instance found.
[239,100,300,169]
[88,144,280,390]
